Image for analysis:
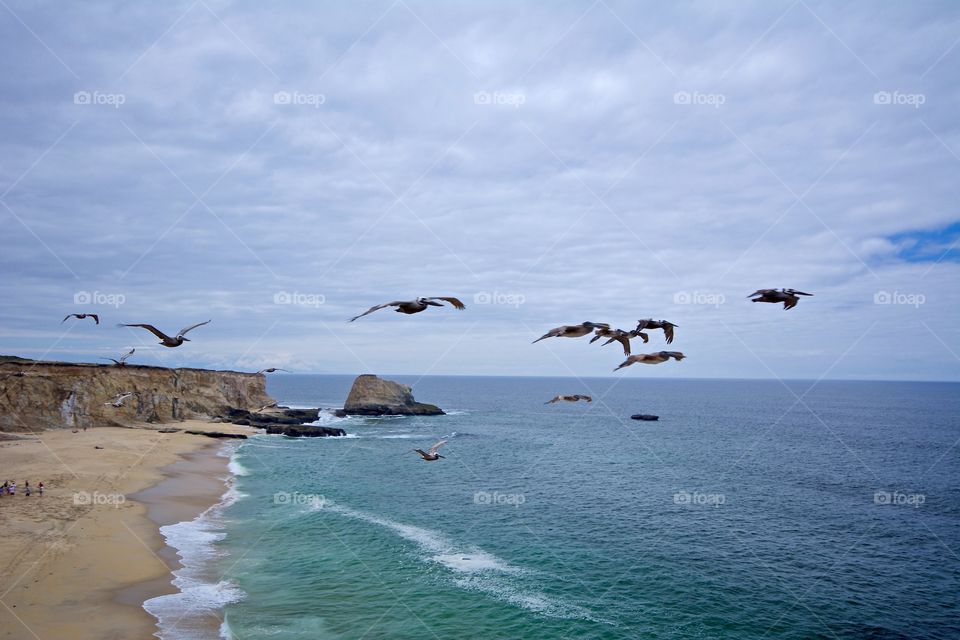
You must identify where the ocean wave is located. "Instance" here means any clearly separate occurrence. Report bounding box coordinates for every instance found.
[318,501,603,622]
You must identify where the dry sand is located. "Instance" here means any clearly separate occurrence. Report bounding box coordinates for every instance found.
[0,421,256,640]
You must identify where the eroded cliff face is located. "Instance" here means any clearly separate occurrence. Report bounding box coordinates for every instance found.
[0,362,273,432]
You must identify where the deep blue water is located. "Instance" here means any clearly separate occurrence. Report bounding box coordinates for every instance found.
[209,376,958,639]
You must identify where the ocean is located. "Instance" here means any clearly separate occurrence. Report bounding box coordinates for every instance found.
[149,376,960,639]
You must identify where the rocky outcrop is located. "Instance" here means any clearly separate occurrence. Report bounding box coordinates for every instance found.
[0,361,273,432]
[335,374,444,416]
[218,407,347,437]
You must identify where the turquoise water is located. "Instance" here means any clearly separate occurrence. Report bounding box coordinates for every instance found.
[210,377,958,639]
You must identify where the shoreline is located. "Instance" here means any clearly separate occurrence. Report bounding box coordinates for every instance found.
[0,421,255,640]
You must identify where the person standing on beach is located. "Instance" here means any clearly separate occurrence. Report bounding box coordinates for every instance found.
[8,481,15,496]
[38,481,44,497]
[24,482,31,497]
[1,480,6,496]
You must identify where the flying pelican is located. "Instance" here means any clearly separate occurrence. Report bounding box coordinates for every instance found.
[257,368,289,374]
[545,394,593,404]
[634,319,678,344]
[63,313,99,325]
[120,320,211,347]
[257,401,278,412]
[590,327,648,355]
[349,297,465,322]
[100,348,135,367]
[748,288,813,310]
[413,439,447,461]
[533,322,610,343]
[104,392,138,408]
[614,351,686,371]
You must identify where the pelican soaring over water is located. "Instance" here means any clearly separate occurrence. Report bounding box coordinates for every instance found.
[533,322,610,343]
[257,368,289,374]
[349,297,466,322]
[100,348,135,367]
[545,394,593,404]
[634,319,678,344]
[120,320,211,347]
[63,313,99,325]
[614,351,686,371]
[105,392,138,408]
[590,327,648,355]
[413,439,447,461]
[748,288,813,310]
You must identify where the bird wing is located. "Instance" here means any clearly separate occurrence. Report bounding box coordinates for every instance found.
[349,301,402,322]
[178,319,211,337]
[783,297,798,310]
[635,319,651,331]
[545,396,560,404]
[576,395,592,402]
[532,327,563,343]
[665,351,685,360]
[100,357,120,364]
[62,314,75,323]
[427,297,466,310]
[613,334,632,355]
[428,440,448,454]
[663,323,675,344]
[91,314,100,324]
[120,348,135,361]
[123,324,172,341]
[747,289,775,299]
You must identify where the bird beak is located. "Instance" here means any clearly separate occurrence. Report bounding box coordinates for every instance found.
[437,454,445,458]
[182,337,191,341]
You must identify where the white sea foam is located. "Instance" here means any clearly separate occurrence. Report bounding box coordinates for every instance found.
[144,445,247,639]
[318,501,602,622]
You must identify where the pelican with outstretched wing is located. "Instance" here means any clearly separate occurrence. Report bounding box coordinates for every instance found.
[533,322,610,343]
[614,351,686,371]
[349,297,465,322]
[63,313,99,325]
[120,320,211,347]
[634,319,678,344]
[413,439,447,461]
[100,348,135,367]
[105,391,138,408]
[748,288,813,310]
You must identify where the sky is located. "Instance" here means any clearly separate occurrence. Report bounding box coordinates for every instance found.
[1,0,958,380]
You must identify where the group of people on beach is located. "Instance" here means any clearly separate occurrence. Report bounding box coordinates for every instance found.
[1,480,42,497]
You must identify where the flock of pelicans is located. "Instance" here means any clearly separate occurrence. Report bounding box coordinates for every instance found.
[55,288,813,459]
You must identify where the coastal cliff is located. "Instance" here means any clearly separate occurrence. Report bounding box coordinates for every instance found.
[0,361,273,432]
[337,374,444,416]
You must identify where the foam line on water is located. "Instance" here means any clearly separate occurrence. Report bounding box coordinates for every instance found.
[318,501,603,622]
[144,445,247,639]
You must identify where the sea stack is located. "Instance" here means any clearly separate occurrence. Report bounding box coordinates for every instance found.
[336,374,444,417]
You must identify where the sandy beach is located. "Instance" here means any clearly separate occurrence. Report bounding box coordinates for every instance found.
[0,421,255,640]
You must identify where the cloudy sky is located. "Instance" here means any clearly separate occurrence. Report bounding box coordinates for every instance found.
[1,0,958,380]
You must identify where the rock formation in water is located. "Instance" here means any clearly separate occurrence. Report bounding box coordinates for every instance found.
[335,374,444,416]
[0,361,273,431]
[219,407,346,437]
